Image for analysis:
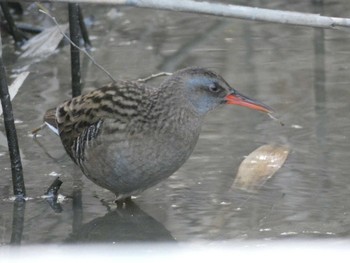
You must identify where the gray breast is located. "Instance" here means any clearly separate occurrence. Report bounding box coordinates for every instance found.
[80,119,201,197]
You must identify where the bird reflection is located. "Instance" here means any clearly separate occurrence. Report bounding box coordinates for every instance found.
[66,201,175,243]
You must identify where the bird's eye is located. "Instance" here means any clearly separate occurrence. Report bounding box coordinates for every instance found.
[208,83,220,93]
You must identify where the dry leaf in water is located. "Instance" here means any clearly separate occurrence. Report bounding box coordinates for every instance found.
[232,144,289,192]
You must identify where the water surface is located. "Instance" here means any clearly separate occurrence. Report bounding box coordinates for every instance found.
[1,1,350,244]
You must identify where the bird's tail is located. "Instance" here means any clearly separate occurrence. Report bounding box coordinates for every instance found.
[31,108,59,136]
[43,108,59,135]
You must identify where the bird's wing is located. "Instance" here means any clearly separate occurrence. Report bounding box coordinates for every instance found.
[53,81,143,164]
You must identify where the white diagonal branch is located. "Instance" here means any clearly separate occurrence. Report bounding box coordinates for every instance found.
[13,0,350,29]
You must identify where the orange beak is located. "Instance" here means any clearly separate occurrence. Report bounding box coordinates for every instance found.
[225,91,273,113]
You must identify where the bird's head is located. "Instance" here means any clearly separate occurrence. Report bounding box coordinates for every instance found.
[172,67,273,116]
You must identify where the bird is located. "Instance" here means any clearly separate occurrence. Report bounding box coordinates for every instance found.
[43,67,272,201]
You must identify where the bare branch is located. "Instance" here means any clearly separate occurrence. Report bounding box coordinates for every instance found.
[137,72,172,83]
[38,5,117,83]
[12,0,350,29]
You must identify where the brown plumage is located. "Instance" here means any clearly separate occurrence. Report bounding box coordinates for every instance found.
[44,67,272,200]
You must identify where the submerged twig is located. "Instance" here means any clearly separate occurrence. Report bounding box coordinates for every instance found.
[10,199,26,244]
[45,177,63,196]
[46,197,63,213]
[45,177,63,213]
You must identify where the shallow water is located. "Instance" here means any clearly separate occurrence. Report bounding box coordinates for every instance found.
[1,1,350,244]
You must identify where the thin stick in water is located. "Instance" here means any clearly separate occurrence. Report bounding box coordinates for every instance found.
[45,177,63,197]
[10,199,26,245]
[78,5,92,49]
[45,177,63,213]
[69,3,82,98]
[0,34,26,198]
[0,2,27,46]
[37,6,116,83]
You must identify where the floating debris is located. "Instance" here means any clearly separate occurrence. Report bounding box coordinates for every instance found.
[14,119,23,124]
[40,193,66,203]
[232,144,290,192]
[48,171,61,177]
[291,124,303,129]
[27,133,42,138]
